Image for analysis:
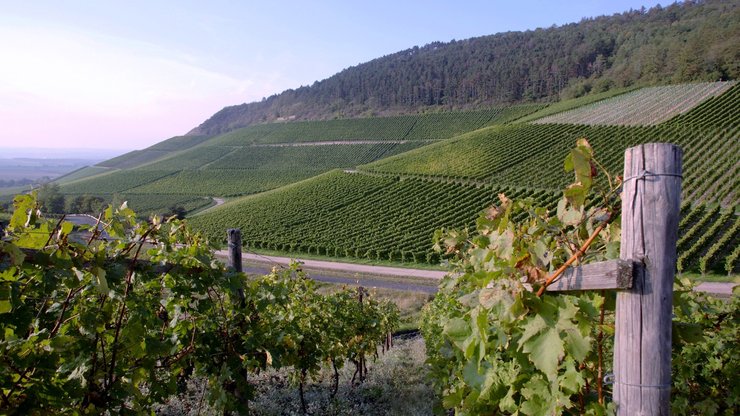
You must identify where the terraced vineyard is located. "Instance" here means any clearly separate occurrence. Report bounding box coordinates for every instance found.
[98,135,210,169]
[55,82,738,273]
[61,170,176,194]
[62,142,428,198]
[53,166,113,184]
[57,105,542,212]
[362,122,738,206]
[209,104,543,145]
[532,81,736,126]
[129,169,325,197]
[188,82,739,273]
[189,171,561,263]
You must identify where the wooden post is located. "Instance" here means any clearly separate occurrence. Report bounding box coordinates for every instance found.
[227,228,245,302]
[227,228,243,273]
[614,143,682,415]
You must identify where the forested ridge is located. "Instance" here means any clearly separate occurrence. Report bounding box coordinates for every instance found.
[189,0,739,136]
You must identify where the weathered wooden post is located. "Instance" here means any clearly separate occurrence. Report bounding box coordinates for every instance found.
[614,143,682,415]
[227,228,246,302]
[227,228,243,273]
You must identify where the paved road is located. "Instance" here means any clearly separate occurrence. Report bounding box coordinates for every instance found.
[214,251,447,279]
[217,251,738,295]
[65,214,101,227]
[695,282,737,296]
[241,265,437,294]
[61,222,738,296]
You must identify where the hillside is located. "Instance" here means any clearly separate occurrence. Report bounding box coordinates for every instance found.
[188,0,739,137]
[57,105,541,213]
[186,81,739,275]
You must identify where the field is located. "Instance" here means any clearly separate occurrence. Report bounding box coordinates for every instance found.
[56,105,543,211]
[188,82,738,274]
[532,81,736,126]
[52,82,739,274]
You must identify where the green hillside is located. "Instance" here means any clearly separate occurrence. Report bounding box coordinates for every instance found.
[98,135,210,169]
[58,105,541,201]
[51,82,739,274]
[187,82,739,274]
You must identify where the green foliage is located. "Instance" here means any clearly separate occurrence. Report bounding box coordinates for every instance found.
[115,194,214,218]
[0,193,240,412]
[421,142,740,414]
[671,281,739,415]
[0,193,400,413]
[36,182,65,214]
[421,142,620,415]
[64,194,105,215]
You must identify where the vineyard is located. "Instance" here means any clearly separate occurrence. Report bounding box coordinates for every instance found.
[61,142,429,199]
[208,104,543,146]
[98,135,211,169]
[532,81,736,126]
[0,197,401,413]
[61,170,176,195]
[54,82,740,274]
[188,82,739,274]
[56,105,543,213]
[52,166,113,184]
[361,122,738,205]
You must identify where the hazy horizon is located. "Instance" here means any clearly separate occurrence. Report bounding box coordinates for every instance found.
[0,147,129,160]
[1,0,663,152]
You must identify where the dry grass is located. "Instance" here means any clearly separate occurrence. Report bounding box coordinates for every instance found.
[156,336,436,415]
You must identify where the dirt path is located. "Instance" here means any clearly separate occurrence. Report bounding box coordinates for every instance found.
[212,197,225,207]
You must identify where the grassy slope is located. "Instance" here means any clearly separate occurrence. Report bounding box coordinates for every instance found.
[189,83,739,275]
[57,106,542,215]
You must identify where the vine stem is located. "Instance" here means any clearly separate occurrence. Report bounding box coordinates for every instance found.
[536,214,612,297]
[106,226,154,391]
[50,286,84,337]
[43,214,66,248]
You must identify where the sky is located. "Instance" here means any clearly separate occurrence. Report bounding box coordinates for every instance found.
[0,0,665,154]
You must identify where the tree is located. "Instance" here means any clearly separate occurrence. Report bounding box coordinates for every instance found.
[36,183,65,214]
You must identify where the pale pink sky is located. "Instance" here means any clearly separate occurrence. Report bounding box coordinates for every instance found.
[0,1,663,153]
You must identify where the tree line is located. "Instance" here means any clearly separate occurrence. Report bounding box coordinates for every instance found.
[189,0,739,136]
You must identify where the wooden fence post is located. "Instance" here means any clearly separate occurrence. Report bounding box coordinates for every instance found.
[227,228,243,273]
[614,143,682,415]
[227,228,245,302]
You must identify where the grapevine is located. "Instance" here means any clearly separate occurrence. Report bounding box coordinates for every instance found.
[0,193,399,413]
[421,140,739,414]
[421,139,622,415]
